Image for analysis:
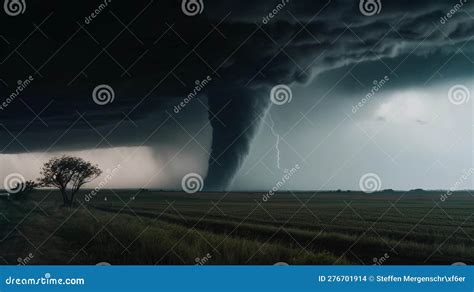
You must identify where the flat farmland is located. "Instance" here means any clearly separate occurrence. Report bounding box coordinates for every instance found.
[0,190,472,265]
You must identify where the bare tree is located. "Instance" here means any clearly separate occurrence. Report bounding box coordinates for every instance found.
[38,156,102,206]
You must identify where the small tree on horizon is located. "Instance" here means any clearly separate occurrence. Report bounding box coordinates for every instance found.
[10,180,37,201]
[38,156,102,206]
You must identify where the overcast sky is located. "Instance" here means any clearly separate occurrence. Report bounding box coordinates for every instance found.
[0,0,473,191]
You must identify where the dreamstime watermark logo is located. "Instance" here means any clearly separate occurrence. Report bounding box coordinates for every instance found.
[0,75,34,111]
[17,253,34,266]
[92,84,115,105]
[440,0,468,24]
[182,0,204,16]
[262,0,290,25]
[352,76,389,114]
[440,168,474,202]
[4,0,26,16]
[452,262,466,266]
[174,75,212,114]
[373,253,390,265]
[359,0,381,16]
[181,173,203,194]
[3,173,26,194]
[262,164,300,202]
[84,164,122,202]
[274,262,289,266]
[359,173,382,193]
[270,84,292,105]
[448,84,470,105]
[96,262,111,266]
[84,0,112,25]
[195,253,212,265]
[5,273,85,286]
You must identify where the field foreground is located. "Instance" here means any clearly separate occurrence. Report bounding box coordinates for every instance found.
[0,190,473,265]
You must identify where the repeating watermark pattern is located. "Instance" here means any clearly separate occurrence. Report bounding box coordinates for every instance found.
[373,253,390,265]
[262,164,300,202]
[181,0,204,17]
[259,242,270,254]
[270,84,293,106]
[440,168,474,202]
[440,0,468,24]
[448,84,470,105]
[84,0,112,25]
[262,0,290,25]
[84,164,122,202]
[0,75,34,111]
[352,76,389,114]
[4,0,26,16]
[17,253,34,266]
[359,0,382,16]
[359,173,382,193]
[194,253,212,265]
[181,173,203,194]
[92,84,115,106]
[0,0,472,270]
[3,173,26,194]
[173,75,212,114]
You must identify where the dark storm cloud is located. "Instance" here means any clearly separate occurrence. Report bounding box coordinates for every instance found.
[0,0,472,189]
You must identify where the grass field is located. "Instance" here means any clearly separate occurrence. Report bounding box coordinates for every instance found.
[0,189,473,265]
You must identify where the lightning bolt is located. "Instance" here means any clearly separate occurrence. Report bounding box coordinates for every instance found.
[267,111,281,170]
